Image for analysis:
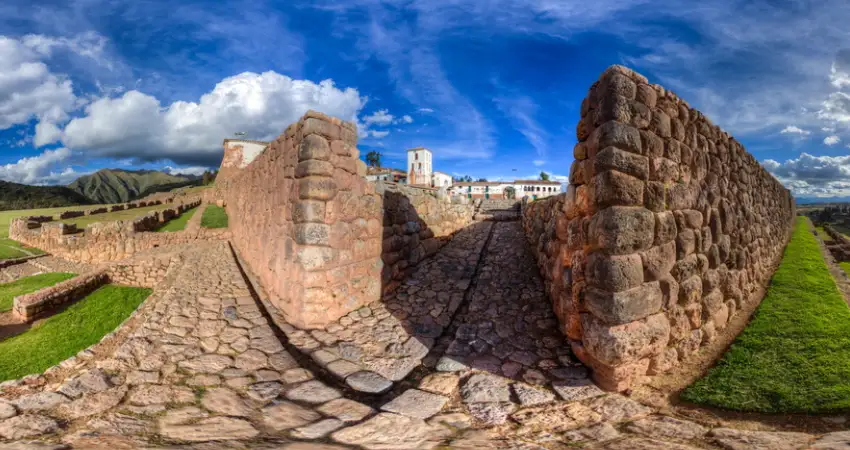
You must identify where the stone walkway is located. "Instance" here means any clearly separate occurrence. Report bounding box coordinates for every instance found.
[0,223,849,449]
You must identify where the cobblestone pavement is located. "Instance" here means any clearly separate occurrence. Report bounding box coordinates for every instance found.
[279,221,492,394]
[0,226,848,449]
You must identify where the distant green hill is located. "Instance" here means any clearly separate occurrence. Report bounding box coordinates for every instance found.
[0,180,91,211]
[68,169,197,204]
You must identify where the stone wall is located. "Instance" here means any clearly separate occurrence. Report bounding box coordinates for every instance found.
[523,65,795,391]
[376,181,475,294]
[13,271,109,322]
[222,111,383,329]
[10,199,223,264]
[59,211,85,220]
[106,252,184,288]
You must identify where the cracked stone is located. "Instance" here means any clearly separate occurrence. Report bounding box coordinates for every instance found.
[461,373,510,403]
[292,418,344,439]
[0,415,58,440]
[318,399,374,423]
[159,417,258,441]
[286,381,342,404]
[380,389,448,419]
[512,383,556,407]
[262,401,321,431]
[346,371,392,394]
[201,388,252,417]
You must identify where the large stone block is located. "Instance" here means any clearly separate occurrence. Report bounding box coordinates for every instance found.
[294,223,331,246]
[586,252,643,292]
[593,121,642,155]
[299,134,332,161]
[585,281,662,325]
[292,201,327,224]
[581,312,670,366]
[588,206,655,255]
[595,147,649,180]
[299,177,338,201]
[640,241,676,280]
[593,170,644,209]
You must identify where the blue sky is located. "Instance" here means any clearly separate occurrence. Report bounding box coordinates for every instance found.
[2,0,850,198]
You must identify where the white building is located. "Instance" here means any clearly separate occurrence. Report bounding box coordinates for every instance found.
[432,171,453,188]
[407,147,432,186]
[449,180,562,200]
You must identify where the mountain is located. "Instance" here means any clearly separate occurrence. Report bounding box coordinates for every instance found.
[68,169,199,204]
[0,180,91,211]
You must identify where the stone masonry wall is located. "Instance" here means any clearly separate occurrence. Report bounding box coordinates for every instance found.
[9,199,226,264]
[13,271,109,322]
[523,65,795,391]
[376,181,475,294]
[223,111,383,329]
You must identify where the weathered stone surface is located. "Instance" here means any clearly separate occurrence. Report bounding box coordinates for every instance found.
[318,398,374,423]
[380,389,448,419]
[12,392,68,412]
[461,373,511,403]
[596,438,702,449]
[625,416,708,440]
[466,402,516,426]
[562,422,621,443]
[812,431,850,449]
[331,413,450,450]
[286,380,342,404]
[0,401,14,421]
[552,378,605,402]
[511,383,556,407]
[582,313,670,366]
[585,282,662,325]
[201,388,252,417]
[346,371,392,394]
[128,385,194,406]
[178,354,233,373]
[0,414,58,440]
[710,428,814,450]
[57,369,111,399]
[587,395,653,422]
[292,418,345,439]
[262,401,321,431]
[160,417,259,441]
[512,402,602,432]
[418,372,459,397]
[589,206,655,255]
[58,385,127,419]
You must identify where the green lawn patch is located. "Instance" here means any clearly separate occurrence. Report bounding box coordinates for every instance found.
[840,262,850,278]
[681,217,850,413]
[815,226,834,243]
[0,285,150,381]
[0,238,44,260]
[156,207,198,232]
[0,273,76,312]
[201,205,228,229]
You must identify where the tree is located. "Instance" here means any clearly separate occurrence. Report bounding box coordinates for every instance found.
[365,151,383,168]
[476,177,488,182]
[539,171,550,181]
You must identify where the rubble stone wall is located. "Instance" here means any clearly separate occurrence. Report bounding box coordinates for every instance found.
[523,65,795,391]
[9,199,223,264]
[376,182,475,294]
[13,271,109,322]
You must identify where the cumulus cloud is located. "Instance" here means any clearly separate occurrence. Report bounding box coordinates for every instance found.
[165,166,209,177]
[34,121,63,147]
[533,159,545,167]
[0,147,80,185]
[59,71,366,165]
[0,36,77,129]
[401,114,413,124]
[418,108,434,113]
[825,135,842,145]
[369,130,390,138]
[363,109,394,126]
[780,125,810,135]
[763,152,850,197]
[21,31,110,68]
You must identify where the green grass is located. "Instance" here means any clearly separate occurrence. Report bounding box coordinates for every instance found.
[156,207,198,232]
[816,226,834,243]
[0,285,150,381]
[58,204,180,230]
[0,238,44,260]
[682,217,850,413]
[0,273,76,312]
[201,205,228,229]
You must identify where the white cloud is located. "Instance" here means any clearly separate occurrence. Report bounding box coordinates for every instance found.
[418,108,434,113]
[0,147,80,185]
[21,31,111,68]
[401,114,413,123]
[763,152,850,197]
[494,94,548,160]
[818,92,850,123]
[825,135,841,145]
[165,165,209,177]
[830,62,850,90]
[369,130,390,138]
[34,121,62,147]
[363,109,394,126]
[0,36,77,129]
[780,125,810,135]
[533,159,545,167]
[60,71,366,165]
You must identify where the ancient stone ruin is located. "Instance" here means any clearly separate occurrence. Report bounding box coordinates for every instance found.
[0,65,810,449]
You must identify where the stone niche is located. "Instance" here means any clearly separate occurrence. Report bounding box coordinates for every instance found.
[523,65,795,391]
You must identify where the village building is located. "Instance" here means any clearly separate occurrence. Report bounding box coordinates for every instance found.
[432,171,453,188]
[365,167,407,183]
[407,147,433,186]
[449,180,562,200]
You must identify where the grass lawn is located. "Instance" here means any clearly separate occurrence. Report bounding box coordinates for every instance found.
[0,285,150,381]
[0,273,76,312]
[58,203,179,230]
[0,238,44,260]
[815,226,834,243]
[156,207,198,232]
[201,205,228,229]
[682,217,850,413]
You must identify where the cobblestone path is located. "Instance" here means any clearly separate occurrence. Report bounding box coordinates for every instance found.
[0,226,848,449]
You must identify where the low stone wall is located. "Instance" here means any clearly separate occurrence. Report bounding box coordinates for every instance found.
[377,182,475,293]
[59,211,85,220]
[822,225,850,261]
[110,205,125,212]
[86,208,108,216]
[13,271,109,322]
[106,253,184,288]
[523,65,795,391]
[9,199,221,264]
